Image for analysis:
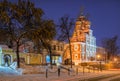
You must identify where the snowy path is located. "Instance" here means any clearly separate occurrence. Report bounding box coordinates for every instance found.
[0,66,18,76]
[0,66,120,81]
[0,70,120,81]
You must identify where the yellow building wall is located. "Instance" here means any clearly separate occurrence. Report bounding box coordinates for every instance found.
[26,54,42,64]
[1,49,42,65]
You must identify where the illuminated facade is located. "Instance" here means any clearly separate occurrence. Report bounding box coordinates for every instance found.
[0,15,96,65]
[0,45,42,66]
[64,15,96,64]
[42,40,65,64]
[0,40,65,66]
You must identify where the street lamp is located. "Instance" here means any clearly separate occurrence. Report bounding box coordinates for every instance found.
[97,54,102,72]
[97,55,100,61]
[114,58,117,61]
[114,58,117,63]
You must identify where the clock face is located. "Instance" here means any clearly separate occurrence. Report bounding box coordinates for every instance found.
[74,45,78,51]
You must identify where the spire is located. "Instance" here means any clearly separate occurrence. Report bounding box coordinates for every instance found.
[77,6,86,21]
[80,6,84,16]
[85,13,90,20]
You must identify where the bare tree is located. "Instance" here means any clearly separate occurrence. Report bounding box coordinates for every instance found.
[57,15,74,68]
[102,35,119,62]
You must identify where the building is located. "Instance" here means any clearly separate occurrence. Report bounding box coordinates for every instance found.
[0,45,42,66]
[42,40,65,64]
[64,15,96,65]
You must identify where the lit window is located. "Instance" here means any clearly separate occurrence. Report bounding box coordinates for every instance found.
[46,55,50,63]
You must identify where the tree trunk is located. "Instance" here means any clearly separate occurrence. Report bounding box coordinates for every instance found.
[49,46,53,69]
[68,39,72,68]
[16,41,20,68]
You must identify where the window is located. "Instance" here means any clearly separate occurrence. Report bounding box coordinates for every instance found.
[75,54,78,59]
[53,45,56,50]
[61,46,63,51]
[58,46,59,51]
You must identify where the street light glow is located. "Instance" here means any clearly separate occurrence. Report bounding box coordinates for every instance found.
[97,55,100,58]
[114,58,117,62]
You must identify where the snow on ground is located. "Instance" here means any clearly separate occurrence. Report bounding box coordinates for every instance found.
[0,65,120,81]
[0,66,19,76]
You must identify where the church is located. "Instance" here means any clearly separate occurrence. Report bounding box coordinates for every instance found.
[63,14,96,65]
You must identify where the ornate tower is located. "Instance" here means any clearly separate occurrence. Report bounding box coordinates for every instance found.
[70,15,91,64]
[64,13,96,65]
[71,15,90,42]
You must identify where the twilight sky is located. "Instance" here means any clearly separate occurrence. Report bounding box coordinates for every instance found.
[10,0,120,46]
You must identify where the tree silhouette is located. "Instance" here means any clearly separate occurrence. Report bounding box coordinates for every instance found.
[57,15,74,68]
[102,35,119,62]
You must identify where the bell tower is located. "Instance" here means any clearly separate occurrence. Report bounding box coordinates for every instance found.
[71,15,90,42]
[64,11,96,65]
[70,14,91,64]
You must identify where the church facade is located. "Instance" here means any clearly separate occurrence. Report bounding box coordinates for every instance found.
[64,15,96,65]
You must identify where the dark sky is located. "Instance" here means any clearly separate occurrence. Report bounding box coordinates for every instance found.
[9,0,120,46]
[32,0,120,46]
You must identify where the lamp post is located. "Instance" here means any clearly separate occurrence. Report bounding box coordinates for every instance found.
[97,55,102,72]
[114,58,118,64]
[113,58,118,69]
[97,55,100,61]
